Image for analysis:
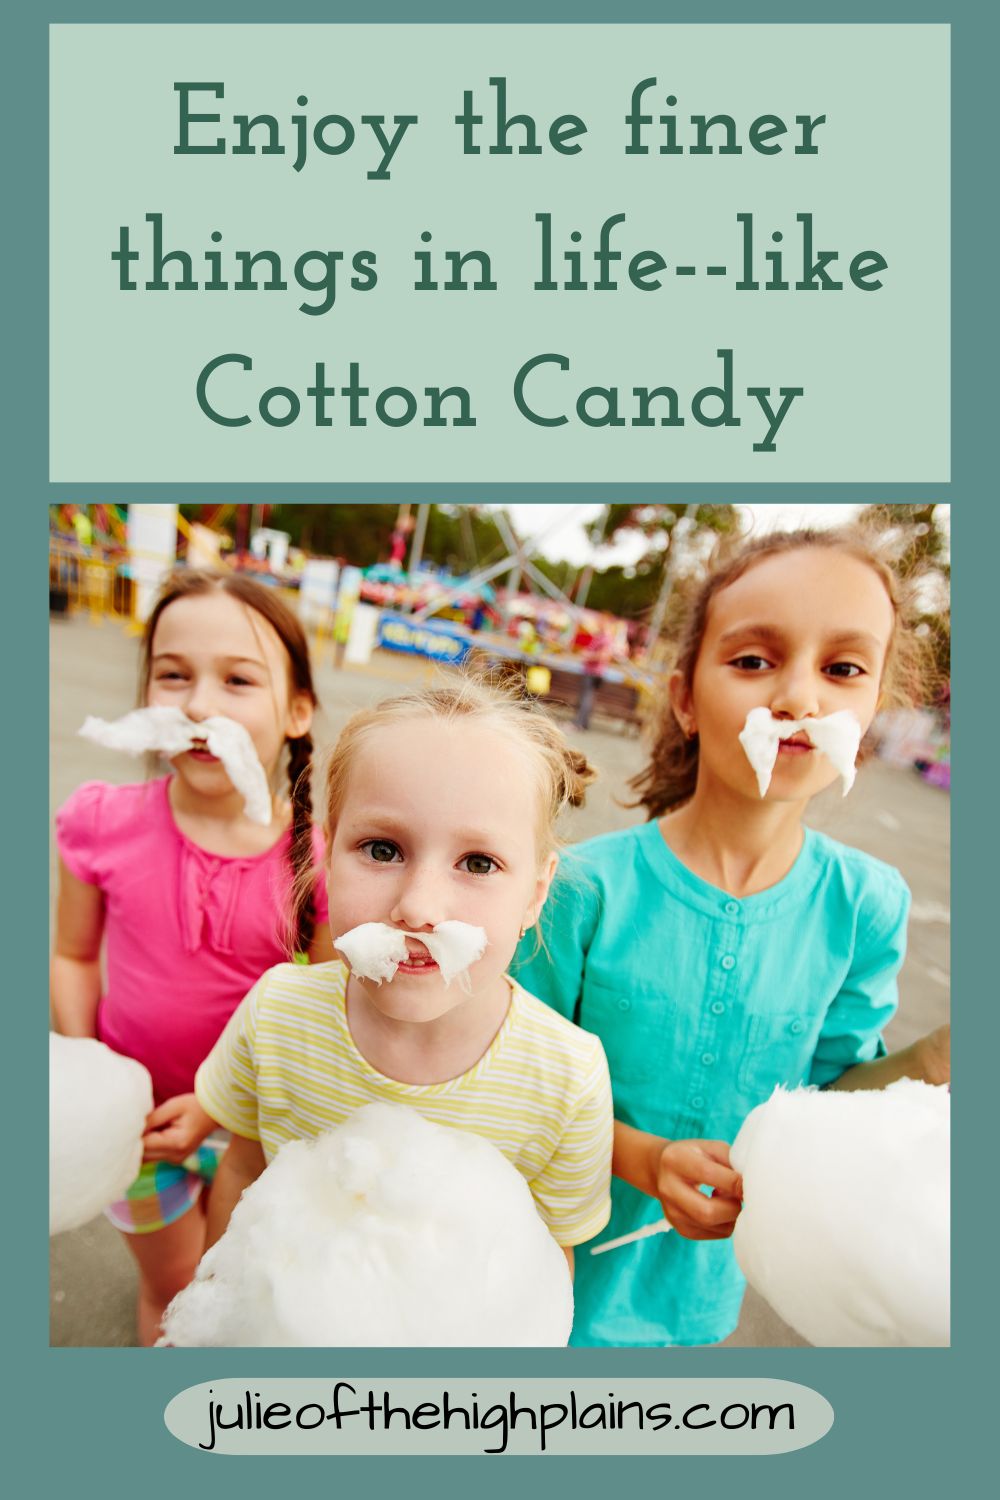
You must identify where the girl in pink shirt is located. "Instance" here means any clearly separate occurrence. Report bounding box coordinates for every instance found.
[52,569,334,1344]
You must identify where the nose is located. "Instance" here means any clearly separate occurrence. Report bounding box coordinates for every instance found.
[769,660,821,721]
[388,864,446,932]
[182,677,219,723]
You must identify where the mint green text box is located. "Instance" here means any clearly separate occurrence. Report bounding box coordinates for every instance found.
[50,23,949,482]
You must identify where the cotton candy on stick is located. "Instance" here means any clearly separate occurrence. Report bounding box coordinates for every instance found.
[79,707,272,825]
[335,921,488,989]
[160,1102,573,1347]
[731,1081,950,1347]
[738,707,862,798]
[49,1033,153,1235]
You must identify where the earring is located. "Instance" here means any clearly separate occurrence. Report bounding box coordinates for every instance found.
[519,921,529,940]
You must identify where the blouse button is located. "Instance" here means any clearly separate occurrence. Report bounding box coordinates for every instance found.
[701,1053,716,1067]
[789,1019,805,1035]
[617,998,631,1012]
[724,900,740,916]
[721,954,736,971]
[710,1001,726,1016]
[691,1096,705,1110]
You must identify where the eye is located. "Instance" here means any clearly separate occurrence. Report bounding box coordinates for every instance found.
[824,662,866,679]
[730,654,772,672]
[154,670,186,682]
[458,852,500,877]
[359,839,402,864]
[226,674,255,687]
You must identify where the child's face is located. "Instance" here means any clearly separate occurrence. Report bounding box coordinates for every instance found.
[327,718,557,1022]
[147,592,312,797]
[675,548,895,806]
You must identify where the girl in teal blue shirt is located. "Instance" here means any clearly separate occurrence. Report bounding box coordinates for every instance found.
[512,527,950,1347]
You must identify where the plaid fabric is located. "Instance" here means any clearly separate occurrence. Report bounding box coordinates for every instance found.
[104,1138,226,1236]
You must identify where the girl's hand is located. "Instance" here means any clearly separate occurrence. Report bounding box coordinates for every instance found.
[142,1094,217,1164]
[653,1138,743,1240]
[915,1023,950,1086]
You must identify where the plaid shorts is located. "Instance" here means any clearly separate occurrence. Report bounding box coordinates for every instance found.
[104,1136,227,1236]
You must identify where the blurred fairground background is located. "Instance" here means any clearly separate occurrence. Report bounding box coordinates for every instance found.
[49,501,951,781]
[49,502,951,1346]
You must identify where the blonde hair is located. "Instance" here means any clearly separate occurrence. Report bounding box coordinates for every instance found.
[629,524,943,819]
[323,675,596,860]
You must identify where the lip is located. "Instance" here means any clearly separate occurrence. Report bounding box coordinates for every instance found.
[396,957,440,976]
[777,733,813,754]
[187,746,220,763]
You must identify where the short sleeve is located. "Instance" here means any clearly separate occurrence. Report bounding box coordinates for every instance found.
[510,855,602,1022]
[55,781,107,885]
[195,978,264,1139]
[310,825,329,927]
[529,1040,614,1247]
[809,872,911,1088]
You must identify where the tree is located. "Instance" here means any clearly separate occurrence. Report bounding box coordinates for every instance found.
[855,504,950,696]
[206,504,513,573]
[597,504,740,627]
[603,503,738,551]
[420,506,510,574]
[265,505,399,563]
[177,503,741,626]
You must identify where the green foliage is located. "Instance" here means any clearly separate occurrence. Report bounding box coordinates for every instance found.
[592,504,740,618]
[265,504,399,564]
[857,504,950,688]
[203,504,511,574]
[421,506,509,574]
[603,503,737,543]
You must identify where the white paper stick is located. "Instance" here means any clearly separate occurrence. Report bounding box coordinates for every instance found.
[589,1217,673,1255]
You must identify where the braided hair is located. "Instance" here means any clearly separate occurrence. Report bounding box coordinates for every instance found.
[286,730,317,955]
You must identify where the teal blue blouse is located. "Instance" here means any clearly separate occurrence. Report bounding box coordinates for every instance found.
[511,820,910,1347]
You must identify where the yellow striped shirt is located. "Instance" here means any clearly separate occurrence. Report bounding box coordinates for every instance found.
[195,960,612,1247]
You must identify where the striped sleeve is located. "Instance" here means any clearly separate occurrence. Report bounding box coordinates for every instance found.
[528,1037,613,1247]
[194,978,265,1140]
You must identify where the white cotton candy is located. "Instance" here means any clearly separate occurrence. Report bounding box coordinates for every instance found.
[49,1034,153,1235]
[334,922,409,984]
[161,1102,573,1347]
[335,920,488,989]
[738,707,862,797]
[731,1081,950,1347]
[422,921,491,985]
[79,707,272,825]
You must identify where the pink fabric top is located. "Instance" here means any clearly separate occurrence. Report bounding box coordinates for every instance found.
[55,778,329,1103]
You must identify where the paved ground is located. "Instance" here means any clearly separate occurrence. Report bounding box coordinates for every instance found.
[49,614,950,1348]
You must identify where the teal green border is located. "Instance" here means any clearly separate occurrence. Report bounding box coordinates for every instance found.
[13,4,992,1497]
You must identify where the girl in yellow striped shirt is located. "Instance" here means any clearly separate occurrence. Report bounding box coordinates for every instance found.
[196,679,614,1273]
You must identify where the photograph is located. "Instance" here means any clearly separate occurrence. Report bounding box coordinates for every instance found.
[48,500,951,1352]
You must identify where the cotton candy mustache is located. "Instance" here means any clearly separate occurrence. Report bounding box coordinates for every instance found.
[335,921,489,990]
[79,706,272,825]
[738,707,863,798]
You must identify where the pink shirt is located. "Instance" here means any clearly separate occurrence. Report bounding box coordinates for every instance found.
[55,778,329,1103]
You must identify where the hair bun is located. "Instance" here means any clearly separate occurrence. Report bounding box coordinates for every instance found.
[560,745,598,809]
